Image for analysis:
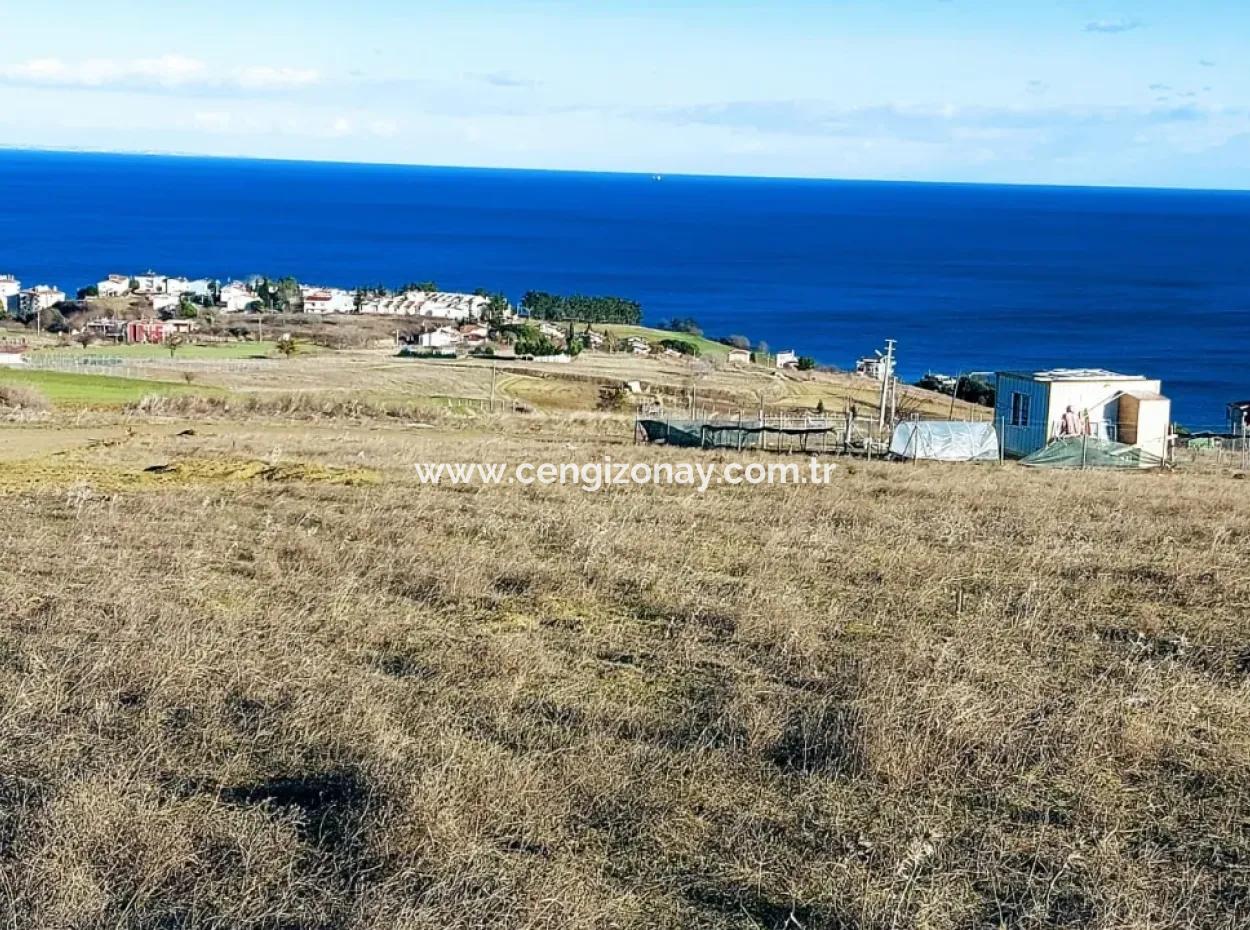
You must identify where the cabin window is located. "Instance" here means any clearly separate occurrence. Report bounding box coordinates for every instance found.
[1011,392,1030,427]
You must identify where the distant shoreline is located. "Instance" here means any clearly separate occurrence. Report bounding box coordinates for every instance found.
[3,146,1248,196]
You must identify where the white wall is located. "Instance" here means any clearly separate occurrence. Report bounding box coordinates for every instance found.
[1046,379,1162,443]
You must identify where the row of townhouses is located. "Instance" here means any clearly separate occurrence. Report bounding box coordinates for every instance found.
[97,274,502,322]
[7,270,509,325]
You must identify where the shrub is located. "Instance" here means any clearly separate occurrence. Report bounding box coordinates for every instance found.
[597,383,630,411]
[660,317,702,336]
[659,338,700,357]
[514,333,561,357]
[0,384,50,410]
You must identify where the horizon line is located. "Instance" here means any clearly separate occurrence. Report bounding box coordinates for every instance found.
[3,144,1249,197]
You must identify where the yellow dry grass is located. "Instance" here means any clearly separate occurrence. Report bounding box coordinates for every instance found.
[106,346,981,418]
[0,411,1244,928]
[0,454,378,494]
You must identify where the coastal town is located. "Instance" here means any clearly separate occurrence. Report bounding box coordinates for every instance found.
[0,269,832,366]
[2,268,1247,469]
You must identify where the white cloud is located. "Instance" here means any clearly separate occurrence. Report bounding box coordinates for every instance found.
[2,56,207,89]
[0,57,319,94]
[1084,19,1143,34]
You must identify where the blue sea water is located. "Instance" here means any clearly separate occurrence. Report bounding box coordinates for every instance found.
[1,149,1246,424]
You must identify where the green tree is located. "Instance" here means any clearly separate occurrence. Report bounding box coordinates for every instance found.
[484,293,510,329]
[178,298,199,319]
[275,335,297,358]
[661,317,702,336]
[272,277,301,312]
[39,305,69,334]
[796,356,816,371]
[520,291,642,325]
[659,337,700,357]
[255,278,275,310]
[512,325,560,357]
[77,284,99,300]
[166,333,184,359]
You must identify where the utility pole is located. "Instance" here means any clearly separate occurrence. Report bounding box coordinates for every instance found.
[877,338,896,430]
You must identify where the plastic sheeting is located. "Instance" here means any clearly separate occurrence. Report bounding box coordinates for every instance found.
[1020,436,1164,469]
[889,421,1000,462]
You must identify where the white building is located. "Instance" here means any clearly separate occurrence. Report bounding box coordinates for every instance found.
[218,282,258,313]
[727,348,751,365]
[361,291,488,321]
[165,277,193,296]
[418,326,464,349]
[856,354,894,381]
[19,285,65,315]
[536,321,568,341]
[97,274,132,298]
[186,279,216,299]
[995,368,1172,463]
[775,350,798,369]
[132,272,168,295]
[458,323,490,349]
[301,286,356,315]
[419,292,489,321]
[0,275,20,313]
[150,293,181,315]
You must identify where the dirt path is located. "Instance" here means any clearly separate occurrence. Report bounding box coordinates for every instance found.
[0,424,143,460]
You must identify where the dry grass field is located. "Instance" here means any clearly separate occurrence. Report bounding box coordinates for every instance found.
[0,406,1247,929]
[12,347,985,420]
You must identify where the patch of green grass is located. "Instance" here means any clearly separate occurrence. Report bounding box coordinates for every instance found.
[596,324,731,360]
[0,367,220,408]
[37,341,297,360]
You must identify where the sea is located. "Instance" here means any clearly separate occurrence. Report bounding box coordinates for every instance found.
[1,149,1246,424]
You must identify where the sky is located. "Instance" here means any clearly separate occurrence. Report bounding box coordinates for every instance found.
[0,0,1247,188]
